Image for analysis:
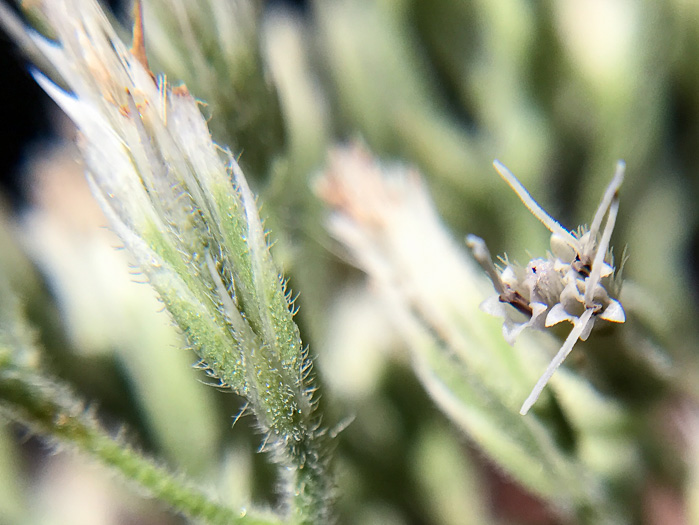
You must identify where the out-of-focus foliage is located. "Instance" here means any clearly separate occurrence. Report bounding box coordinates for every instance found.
[1,0,699,524]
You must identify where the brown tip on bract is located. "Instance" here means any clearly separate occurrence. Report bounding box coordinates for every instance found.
[172,84,191,97]
[130,0,152,76]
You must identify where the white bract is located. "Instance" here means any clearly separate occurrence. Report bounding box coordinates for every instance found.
[467,161,626,415]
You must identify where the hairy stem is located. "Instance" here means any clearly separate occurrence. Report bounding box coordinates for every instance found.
[0,360,279,525]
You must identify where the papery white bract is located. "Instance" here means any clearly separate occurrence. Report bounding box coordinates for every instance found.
[468,161,626,415]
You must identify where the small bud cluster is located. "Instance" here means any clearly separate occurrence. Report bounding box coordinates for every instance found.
[468,161,626,414]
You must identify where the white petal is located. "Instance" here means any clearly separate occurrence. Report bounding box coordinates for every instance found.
[550,234,576,262]
[500,266,517,285]
[599,261,613,278]
[531,302,549,323]
[480,295,506,318]
[560,280,583,311]
[545,303,574,327]
[599,298,625,323]
[503,321,527,345]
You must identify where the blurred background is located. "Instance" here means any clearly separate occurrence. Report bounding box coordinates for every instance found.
[1,0,699,524]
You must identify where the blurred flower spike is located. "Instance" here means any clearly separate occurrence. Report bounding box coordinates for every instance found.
[468,161,626,415]
[11,0,329,518]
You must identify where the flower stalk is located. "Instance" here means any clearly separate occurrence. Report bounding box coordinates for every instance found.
[0,362,277,525]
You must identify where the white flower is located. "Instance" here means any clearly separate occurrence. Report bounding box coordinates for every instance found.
[468,160,626,414]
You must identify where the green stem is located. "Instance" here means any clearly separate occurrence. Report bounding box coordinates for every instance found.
[287,438,333,525]
[0,361,280,525]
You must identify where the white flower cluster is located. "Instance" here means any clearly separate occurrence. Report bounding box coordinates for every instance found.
[468,161,626,415]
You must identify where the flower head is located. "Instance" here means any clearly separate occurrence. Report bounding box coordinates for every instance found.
[468,160,626,414]
[11,0,322,464]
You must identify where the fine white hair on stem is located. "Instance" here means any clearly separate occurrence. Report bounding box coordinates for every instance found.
[520,308,595,415]
[493,160,581,251]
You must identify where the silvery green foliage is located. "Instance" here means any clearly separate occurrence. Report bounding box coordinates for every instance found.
[11,0,329,521]
[468,161,626,414]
